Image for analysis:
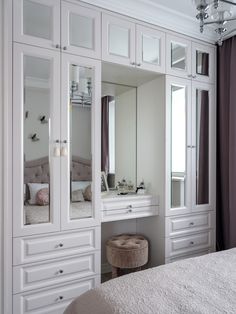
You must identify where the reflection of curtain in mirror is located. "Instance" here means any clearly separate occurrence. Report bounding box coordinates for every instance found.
[101,96,113,174]
[197,90,209,204]
[201,53,209,76]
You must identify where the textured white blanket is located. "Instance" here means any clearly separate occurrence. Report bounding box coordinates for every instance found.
[64,249,236,314]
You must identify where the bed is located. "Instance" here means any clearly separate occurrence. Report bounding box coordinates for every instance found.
[24,156,92,224]
[64,248,236,314]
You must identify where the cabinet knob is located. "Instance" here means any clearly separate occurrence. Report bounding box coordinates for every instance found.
[187,74,192,78]
[58,269,64,274]
[192,75,197,79]
[189,222,194,226]
[63,46,67,50]
[58,243,64,248]
[136,63,141,66]
[127,205,132,209]
[56,296,64,301]
[130,61,135,66]
[190,241,195,245]
[127,209,132,213]
[55,44,60,49]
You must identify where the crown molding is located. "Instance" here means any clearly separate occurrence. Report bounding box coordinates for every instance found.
[80,0,217,44]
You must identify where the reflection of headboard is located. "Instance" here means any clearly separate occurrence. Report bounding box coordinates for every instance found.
[24,156,92,184]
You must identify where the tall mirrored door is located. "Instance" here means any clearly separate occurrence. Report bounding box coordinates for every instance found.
[13,43,99,236]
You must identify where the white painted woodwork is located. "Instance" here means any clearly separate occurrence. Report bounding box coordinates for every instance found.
[102,13,136,66]
[136,25,165,73]
[165,230,213,258]
[165,212,212,237]
[60,53,101,230]
[13,43,61,237]
[13,276,100,314]
[13,0,61,50]
[13,251,100,293]
[13,227,101,265]
[165,248,212,263]
[61,2,101,59]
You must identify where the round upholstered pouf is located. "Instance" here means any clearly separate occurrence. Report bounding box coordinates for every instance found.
[106,234,148,278]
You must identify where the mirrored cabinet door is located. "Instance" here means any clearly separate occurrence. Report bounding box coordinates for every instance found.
[192,83,214,212]
[13,43,61,236]
[61,54,101,230]
[166,77,192,215]
[166,34,192,79]
[136,25,165,73]
[102,13,136,66]
[61,2,101,59]
[13,0,60,50]
[192,42,215,84]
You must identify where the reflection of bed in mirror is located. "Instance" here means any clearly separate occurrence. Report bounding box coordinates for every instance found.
[24,156,92,225]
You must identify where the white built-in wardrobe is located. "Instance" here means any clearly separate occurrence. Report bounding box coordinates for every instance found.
[4,0,216,313]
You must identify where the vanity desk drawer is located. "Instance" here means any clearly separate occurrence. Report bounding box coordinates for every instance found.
[13,276,100,314]
[166,212,213,237]
[13,227,100,265]
[13,251,100,293]
[166,230,213,258]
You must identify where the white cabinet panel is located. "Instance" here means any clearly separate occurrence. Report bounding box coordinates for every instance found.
[13,0,60,50]
[165,249,212,263]
[13,227,101,265]
[136,25,165,73]
[13,252,100,293]
[13,276,100,314]
[102,13,136,66]
[61,2,101,59]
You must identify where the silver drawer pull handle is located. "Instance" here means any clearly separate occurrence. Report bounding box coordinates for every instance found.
[190,241,195,245]
[189,222,194,226]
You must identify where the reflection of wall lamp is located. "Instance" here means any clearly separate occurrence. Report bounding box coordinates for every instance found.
[30,133,40,142]
[39,115,48,124]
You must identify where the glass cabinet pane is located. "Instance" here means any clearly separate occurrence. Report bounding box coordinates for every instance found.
[171,43,187,71]
[171,85,187,208]
[69,65,93,220]
[196,89,209,205]
[23,55,51,225]
[70,13,94,49]
[23,0,52,40]
[109,24,129,57]
[142,35,160,64]
[196,51,209,76]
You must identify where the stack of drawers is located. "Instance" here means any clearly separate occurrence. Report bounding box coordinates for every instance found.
[165,212,215,263]
[12,227,101,314]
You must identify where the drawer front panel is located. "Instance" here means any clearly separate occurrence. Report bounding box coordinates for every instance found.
[13,252,100,293]
[166,230,212,258]
[165,249,212,263]
[102,195,158,211]
[102,205,158,222]
[13,276,100,314]
[166,212,212,237]
[13,227,100,265]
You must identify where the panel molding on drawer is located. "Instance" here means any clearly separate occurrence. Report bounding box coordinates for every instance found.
[13,227,101,265]
[13,276,100,314]
[13,251,100,293]
[165,230,213,258]
[165,212,212,237]
[165,248,213,264]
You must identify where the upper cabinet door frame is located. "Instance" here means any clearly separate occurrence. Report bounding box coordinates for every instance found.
[13,0,61,51]
[60,54,101,230]
[165,76,192,216]
[136,25,165,73]
[13,43,61,237]
[61,2,101,59]
[166,34,192,79]
[102,13,136,67]
[191,42,215,84]
[191,82,215,213]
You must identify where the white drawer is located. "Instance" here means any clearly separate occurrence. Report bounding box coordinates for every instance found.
[165,249,213,263]
[13,251,100,293]
[166,230,212,258]
[102,194,158,211]
[13,276,100,314]
[13,227,100,265]
[166,212,212,237]
[102,205,158,222]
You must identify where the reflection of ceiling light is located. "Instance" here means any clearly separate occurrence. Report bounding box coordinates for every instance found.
[193,0,236,45]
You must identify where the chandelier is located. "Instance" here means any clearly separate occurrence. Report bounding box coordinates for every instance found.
[194,0,236,45]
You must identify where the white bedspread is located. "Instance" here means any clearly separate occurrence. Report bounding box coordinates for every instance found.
[64,249,236,314]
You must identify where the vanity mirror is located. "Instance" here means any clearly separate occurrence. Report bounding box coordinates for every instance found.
[101,82,137,190]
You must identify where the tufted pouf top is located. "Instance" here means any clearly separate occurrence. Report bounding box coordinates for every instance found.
[106,234,148,270]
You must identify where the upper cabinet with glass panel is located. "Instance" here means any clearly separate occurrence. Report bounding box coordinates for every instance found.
[61,2,101,59]
[136,25,165,73]
[13,0,60,50]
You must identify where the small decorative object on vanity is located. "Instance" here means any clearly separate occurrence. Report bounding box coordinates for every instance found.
[136,180,146,194]
[101,171,109,193]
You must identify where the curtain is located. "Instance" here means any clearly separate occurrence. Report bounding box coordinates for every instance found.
[101,96,113,174]
[217,36,236,250]
[197,90,209,204]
